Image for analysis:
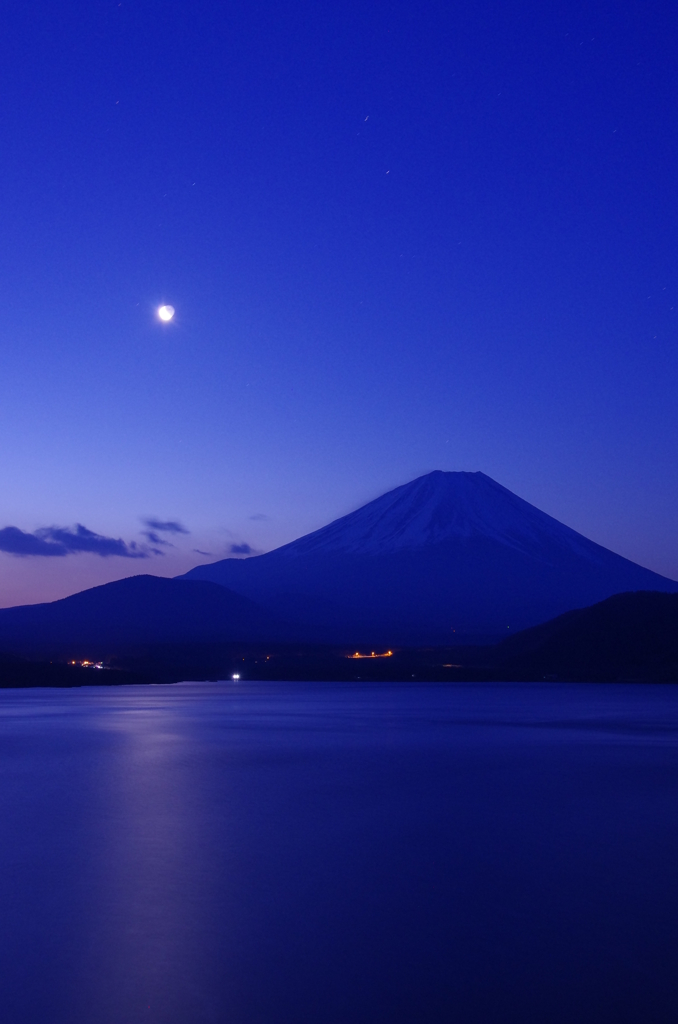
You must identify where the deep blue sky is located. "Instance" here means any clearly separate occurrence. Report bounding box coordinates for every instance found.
[1,0,677,605]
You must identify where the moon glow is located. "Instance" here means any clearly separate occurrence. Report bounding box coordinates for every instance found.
[158,305,175,322]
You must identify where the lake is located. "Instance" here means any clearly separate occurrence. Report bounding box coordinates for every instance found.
[1,680,677,1023]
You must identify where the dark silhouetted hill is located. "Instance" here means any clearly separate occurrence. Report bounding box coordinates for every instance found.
[0,574,285,659]
[492,590,678,681]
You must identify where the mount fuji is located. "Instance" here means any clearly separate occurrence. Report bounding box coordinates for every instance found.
[180,471,678,644]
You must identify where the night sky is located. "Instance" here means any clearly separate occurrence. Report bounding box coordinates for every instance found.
[1,0,677,606]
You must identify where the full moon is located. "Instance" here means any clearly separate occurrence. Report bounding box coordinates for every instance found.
[158,305,175,322]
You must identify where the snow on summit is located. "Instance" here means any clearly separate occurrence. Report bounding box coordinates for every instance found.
[277,471,606,560]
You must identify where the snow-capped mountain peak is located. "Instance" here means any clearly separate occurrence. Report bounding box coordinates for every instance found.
[276,471,600,560]
[179,469,677,643]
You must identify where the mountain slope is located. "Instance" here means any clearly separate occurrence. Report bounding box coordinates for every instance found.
[0,575,285,657]
[180,471,678,643]
[493,590,678,681]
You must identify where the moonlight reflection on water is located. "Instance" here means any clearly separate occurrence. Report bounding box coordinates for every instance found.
[0,681,678,1024]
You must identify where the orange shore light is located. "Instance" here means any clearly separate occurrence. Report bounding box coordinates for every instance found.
[348,650,393,659]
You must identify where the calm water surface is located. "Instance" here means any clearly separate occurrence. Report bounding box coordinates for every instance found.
[1,681,678,1023]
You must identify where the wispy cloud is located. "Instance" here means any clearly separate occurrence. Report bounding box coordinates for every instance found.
[142,530,168,546]
[140,518,190,548]
[249,513,269,521]
[229,542,256,555]
[143,518,189,534]
[0,524,151,558]
[193,548,212,556]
